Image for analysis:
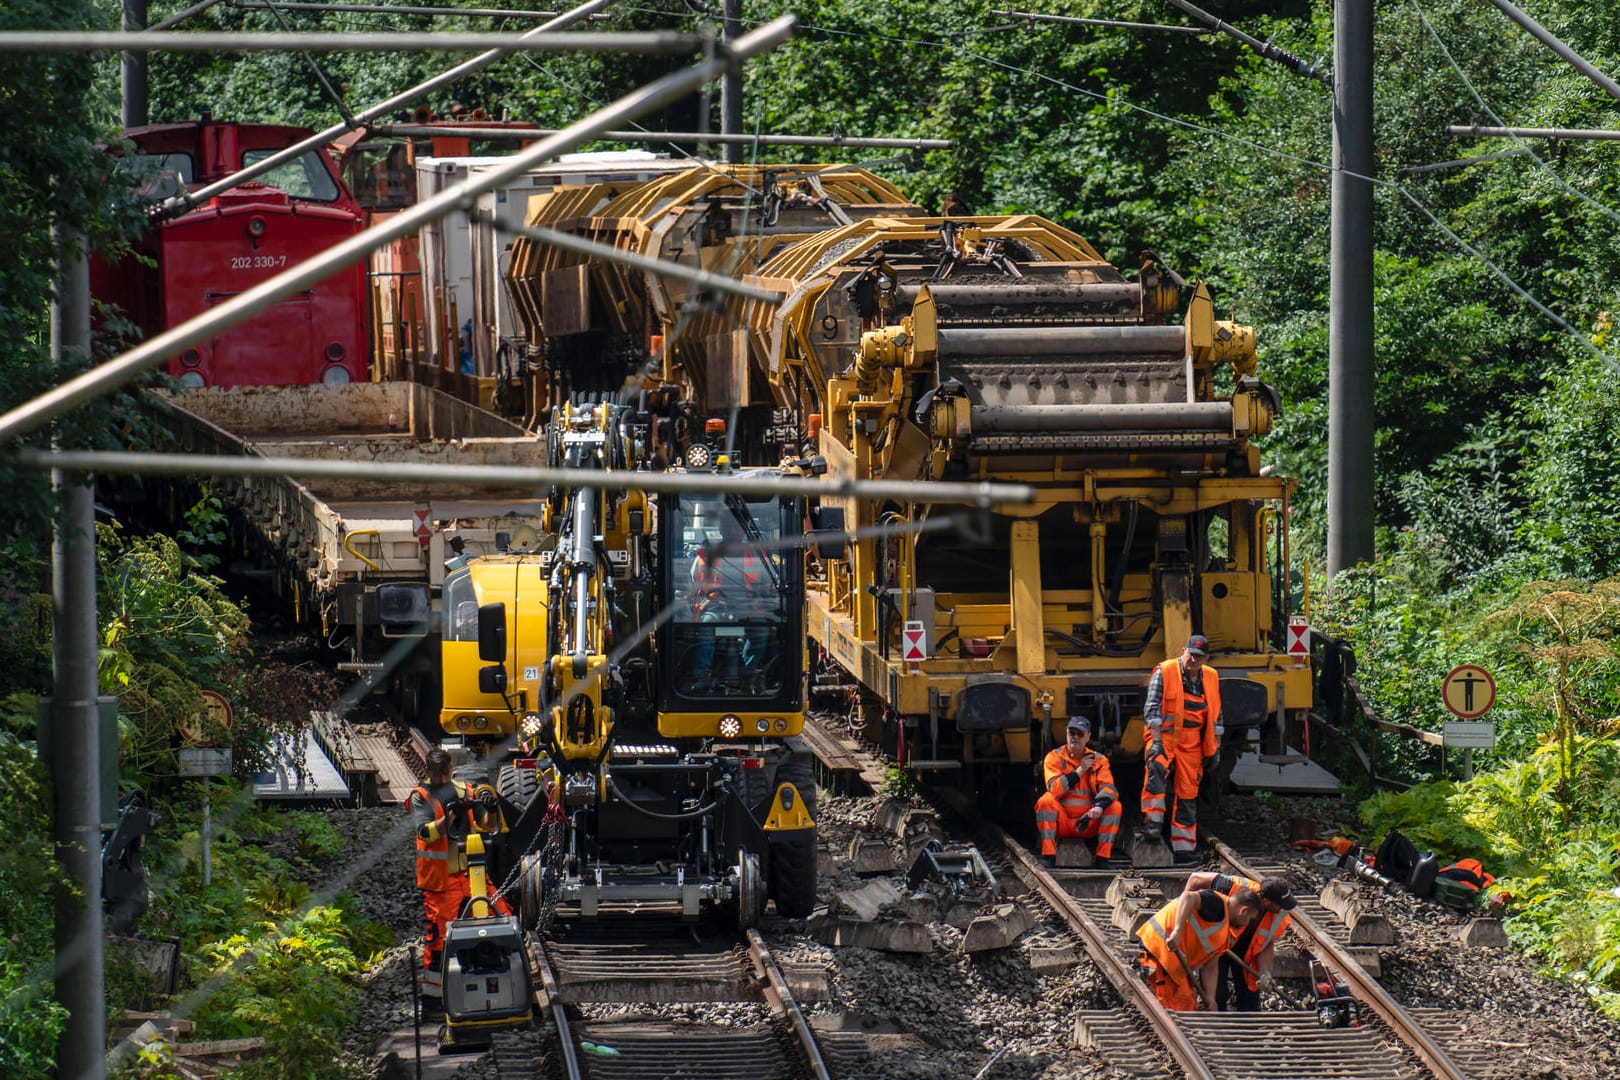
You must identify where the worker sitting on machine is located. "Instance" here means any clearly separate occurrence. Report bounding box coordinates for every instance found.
[1135,882,1261,1011]
[1035,716,1121,867]
[1179,870,1296,1010]
[407,749,507,1010]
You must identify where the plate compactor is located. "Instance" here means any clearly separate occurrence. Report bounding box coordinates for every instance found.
[439,828,532,1052]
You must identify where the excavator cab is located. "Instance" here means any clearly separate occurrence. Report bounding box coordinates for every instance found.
[658,488,805,724]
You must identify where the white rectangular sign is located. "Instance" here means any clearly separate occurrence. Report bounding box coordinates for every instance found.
[1442,721,1496,749]
[179,747,234,776]
[902,619,927,663]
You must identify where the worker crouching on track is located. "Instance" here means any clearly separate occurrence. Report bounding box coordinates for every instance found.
[408,749,506,1008]
[1182,871,1296,1010]
[1141,634,1223,863]
[1136,883,1261,1010]
[1036,716,1121,867]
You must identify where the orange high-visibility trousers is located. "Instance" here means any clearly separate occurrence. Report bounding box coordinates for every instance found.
[1141,954,1202,1011]
[1034,791,1121,858]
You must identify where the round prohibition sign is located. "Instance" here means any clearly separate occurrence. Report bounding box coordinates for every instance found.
[1441,664,1496,720]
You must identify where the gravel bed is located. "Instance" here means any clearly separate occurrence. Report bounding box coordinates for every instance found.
[299,787,1620,1080]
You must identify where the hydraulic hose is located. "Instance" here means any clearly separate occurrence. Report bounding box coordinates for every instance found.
[605,775,721,821]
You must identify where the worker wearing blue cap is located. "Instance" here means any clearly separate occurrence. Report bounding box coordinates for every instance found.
[1035,715,1120,867]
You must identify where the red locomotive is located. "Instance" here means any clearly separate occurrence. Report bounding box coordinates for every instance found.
[92,119,368,388]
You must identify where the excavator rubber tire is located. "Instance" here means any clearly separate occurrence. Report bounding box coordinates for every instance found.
[495,762,541,813]
[775,757,819,819]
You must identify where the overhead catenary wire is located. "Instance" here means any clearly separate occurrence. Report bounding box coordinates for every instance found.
[161,0,613,214]
[374,123,951,148]
[735,8,1620,373]
[0,15,799,448]
[990,10,1210,35]
[0,30,710,53]
[228,1,612,18]
[481,209,787,304]
[1408,0,1620,226]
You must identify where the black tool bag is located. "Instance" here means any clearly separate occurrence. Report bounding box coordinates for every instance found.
[1373,831,1420,886]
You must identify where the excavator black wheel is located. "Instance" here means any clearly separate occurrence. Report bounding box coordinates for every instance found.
[767,831,818,918]
[774,756,818,818]
[496,762,541,813]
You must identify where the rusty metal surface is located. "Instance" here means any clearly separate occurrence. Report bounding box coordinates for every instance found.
[1210,837,1472,1080]
[514,915,826,1079]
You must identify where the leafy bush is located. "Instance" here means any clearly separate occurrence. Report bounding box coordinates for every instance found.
[191,908,366,1080]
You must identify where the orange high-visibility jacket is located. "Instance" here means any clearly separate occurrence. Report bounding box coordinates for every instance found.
[692,549,765,615]
[409,781,478,891]
[1157,657,1221,758]
[1041,747,1119,815]
[1138,890,1233,973]
[1217,874,1291,990]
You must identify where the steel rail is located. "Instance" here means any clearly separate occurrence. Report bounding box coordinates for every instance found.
[377,122,953,148]
[161,0,611,214]
[8,450,1034,508]
[526,936,582,1079]
[934,790,1216,1080]
[0,14,793,448]
[1209,838,1471,1080]
[0,30,704,52]
[1446,124,1620,142]
[745,929,831,1080]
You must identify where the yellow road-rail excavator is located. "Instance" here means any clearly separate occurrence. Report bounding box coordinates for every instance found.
[437,394,818,929]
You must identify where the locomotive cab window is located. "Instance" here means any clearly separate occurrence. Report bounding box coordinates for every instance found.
[128,152,194,199]
[241,148,341,202]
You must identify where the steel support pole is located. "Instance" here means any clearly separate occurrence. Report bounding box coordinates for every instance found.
[51,227,105,1080]
[1327,0,1374,578]
[1483,0,1620,105]
[721,0,743,163]
[121,0,147,128]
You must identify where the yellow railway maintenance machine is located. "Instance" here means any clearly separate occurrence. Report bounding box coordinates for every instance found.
[438,397,818,929]
[498,164,1310,788]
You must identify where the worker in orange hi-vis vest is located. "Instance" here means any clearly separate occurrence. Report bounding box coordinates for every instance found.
[1135,882,1261,1010]
[1140,634,1223,863]
[1181,871,1297,1010]
[407,748,508,1008]
[1035,715,1121,867]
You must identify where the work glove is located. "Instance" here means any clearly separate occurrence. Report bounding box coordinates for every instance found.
[1257,971,1277,995]
[478,790,500,815]
[1083,805,1104,821]
[1202,755,1218,777]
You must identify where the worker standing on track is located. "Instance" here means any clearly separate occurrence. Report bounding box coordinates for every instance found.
[1140,634,1223,863]
[1181,871,1297,1010]
[1136,882,1261,1010]
[408,748,498,1009]
[1035,716,1121,867]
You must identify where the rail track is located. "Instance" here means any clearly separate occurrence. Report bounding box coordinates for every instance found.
[489,912,830,1079]
[802,715,1484,1080]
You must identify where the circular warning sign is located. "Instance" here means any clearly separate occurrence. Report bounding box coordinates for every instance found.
[180,690,235,746]
[1441,665,1496,720]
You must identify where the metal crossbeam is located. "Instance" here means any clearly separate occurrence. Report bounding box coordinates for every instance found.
[0,30,707,52]
[12,450,1033,508]
[375,124,952,149]
[0,15,798,447]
